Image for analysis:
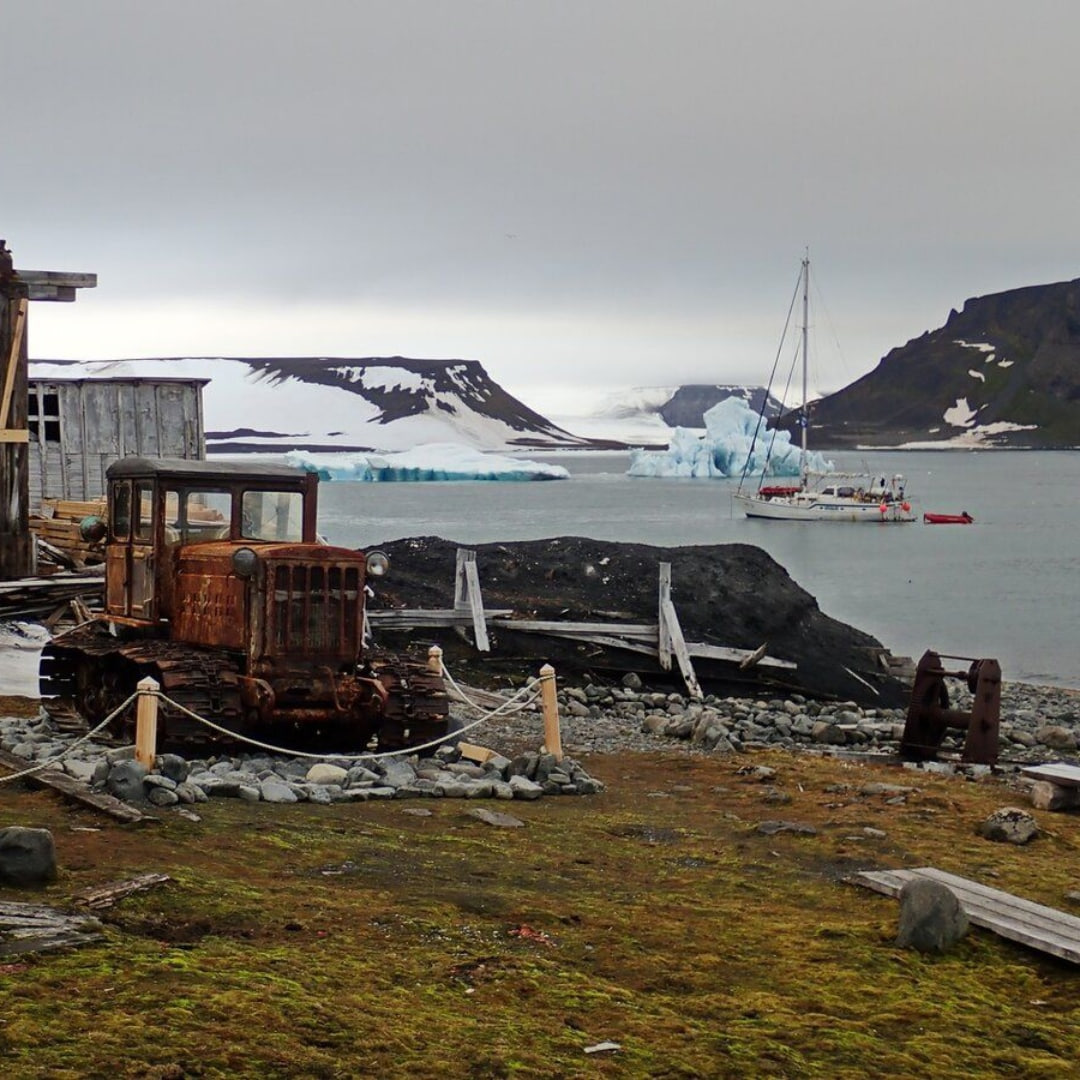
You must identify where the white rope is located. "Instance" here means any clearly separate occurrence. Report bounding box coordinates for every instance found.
[0,692,139,785]
[154,666,543,761]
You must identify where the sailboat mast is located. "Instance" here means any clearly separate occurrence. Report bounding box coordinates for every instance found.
[800,254,809,488]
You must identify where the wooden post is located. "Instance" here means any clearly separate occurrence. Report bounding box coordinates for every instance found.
[658,562,673,671]
[134,677,160,770]
[539,663,563,762]
[453,547,490,651]
[427,644,443,675]
[0,241,96,581]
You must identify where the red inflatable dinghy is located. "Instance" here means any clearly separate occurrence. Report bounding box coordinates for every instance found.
[923,511,974,524]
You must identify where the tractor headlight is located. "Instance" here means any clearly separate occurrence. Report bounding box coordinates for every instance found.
[232,547,258,578]
[365,550,390,577]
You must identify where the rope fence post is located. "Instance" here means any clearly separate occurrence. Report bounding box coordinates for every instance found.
[539,663,563,762]
[135,677,160,771]
[427,644,443,676]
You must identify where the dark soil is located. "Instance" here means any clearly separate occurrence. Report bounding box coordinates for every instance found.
[371,536,909,707]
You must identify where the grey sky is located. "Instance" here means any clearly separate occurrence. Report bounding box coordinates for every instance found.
[7,1,1079,411]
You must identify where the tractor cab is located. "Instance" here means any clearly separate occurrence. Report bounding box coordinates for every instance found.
[102,456,319,625]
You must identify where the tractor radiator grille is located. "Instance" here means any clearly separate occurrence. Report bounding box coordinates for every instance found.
[270,564,361,656]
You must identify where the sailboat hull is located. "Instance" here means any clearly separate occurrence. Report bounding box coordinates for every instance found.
[734,491,916,523]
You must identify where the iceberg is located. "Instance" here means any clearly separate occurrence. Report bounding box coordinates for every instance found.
[284,442,570,482]
[626,397,833,479]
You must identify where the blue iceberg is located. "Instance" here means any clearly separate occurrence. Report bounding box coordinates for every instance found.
[284,443,570,482]
[626,397,833,479]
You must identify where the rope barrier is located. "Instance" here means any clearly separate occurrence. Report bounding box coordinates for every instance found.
[0,692,139,785]
[150,665,543,762]
[3,664,548,779]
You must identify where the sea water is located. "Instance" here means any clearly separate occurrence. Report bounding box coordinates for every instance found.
[315,449,1080,690]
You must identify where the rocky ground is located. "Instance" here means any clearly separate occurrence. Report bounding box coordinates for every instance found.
[2,672,1078,810]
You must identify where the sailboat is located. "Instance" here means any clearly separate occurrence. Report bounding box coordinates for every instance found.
[732,255,916,523]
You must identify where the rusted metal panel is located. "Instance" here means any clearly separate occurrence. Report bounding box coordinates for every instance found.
[900,650,1002,764]
[173,551,247,650]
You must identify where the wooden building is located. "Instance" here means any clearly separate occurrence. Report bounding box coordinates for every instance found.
[1,240,96,579]
[27,376,207,505]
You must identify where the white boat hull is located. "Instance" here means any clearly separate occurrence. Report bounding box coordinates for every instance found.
[733,492,916,523]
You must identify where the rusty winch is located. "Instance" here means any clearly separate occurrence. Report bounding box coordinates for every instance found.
[899,650,1001,765]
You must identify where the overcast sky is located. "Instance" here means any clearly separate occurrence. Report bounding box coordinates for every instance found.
[6,1,1079,413]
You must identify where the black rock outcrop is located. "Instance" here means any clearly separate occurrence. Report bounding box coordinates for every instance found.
[371,536,908,707]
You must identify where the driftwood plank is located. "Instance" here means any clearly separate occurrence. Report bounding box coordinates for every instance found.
[851,867,1080,964]
[0,900,105,957]
[463,558,490,652]
[0,748,151,824]
[1022,763,1080,788]
[657,562,673,672]
[72,872,171,909]
[660,596,703,700]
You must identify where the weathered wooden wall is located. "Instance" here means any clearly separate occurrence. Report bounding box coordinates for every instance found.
[28,378,206,505]
[0,263,31,579]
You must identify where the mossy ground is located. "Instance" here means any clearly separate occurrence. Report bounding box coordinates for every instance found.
[3,747,1080,1079]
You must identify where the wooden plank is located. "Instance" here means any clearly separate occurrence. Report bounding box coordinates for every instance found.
[489,619,658,638]
[658,562,673,671]
[1022,763,1080,788]
[692,643,796,670]
[25,285,76,302]
[0,297,28,429]
[0,748,151,824]
[368,608,513,628]
[851,867,1080,964]
[0,429,29,442]
[463,558,490,652]
[15,270,98,289]
[661,596,703,700]
[72,872,171,909]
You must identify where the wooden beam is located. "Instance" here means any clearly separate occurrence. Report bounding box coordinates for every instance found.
[0,297,28,428]
[15,270,97,290]
[0,429,29,443]
[658,562,673,672]
[0,747,151,824]
[26,285,77,302]
[660,595,703,700]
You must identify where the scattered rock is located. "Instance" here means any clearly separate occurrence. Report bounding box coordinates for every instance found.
[0,826,57,886]
[756,821,818,836]
[896,878,970,953]
[979,807,1039,845]
[467,807,525,828]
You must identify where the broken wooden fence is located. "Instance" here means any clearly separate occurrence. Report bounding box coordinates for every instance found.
[367,547,795,700]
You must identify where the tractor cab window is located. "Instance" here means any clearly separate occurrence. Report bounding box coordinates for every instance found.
[111,482,132,541]
[134,482,155,541]
[241,490,303,542]
[163,487,233,544]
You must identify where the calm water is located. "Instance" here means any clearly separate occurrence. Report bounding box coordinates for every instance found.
[316,450,1080,689]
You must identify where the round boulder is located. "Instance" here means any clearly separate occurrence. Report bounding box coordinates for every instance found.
[896,878,969,953]
[978,806,1039,845]
[0,826,57,887]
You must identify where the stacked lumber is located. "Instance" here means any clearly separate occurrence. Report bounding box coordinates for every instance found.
[30,497,107,570]
[0,570,104,621]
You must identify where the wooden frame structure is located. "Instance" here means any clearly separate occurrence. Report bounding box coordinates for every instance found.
[1,240,96,579]
[368,548,796,699]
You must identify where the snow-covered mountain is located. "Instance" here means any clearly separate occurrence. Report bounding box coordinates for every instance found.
[28,357,614,453]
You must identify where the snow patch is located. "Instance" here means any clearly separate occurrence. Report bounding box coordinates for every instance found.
[969,369,985,382]
[943,398,977,428]
[998,359,1013,368]
[954,340,996,354]
[896,420,1039,449]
